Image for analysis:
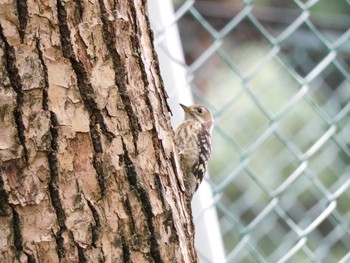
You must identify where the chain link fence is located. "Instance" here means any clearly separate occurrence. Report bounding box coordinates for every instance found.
[151,0,350,262]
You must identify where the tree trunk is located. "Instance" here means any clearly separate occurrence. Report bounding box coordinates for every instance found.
[0,0,196,262]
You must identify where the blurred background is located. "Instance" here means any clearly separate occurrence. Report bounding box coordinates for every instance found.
[149,0,350,262]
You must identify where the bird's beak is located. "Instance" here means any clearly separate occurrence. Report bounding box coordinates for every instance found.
[179,103,190,113]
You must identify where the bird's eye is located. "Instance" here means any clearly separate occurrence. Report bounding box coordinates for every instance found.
[197,108,203,114]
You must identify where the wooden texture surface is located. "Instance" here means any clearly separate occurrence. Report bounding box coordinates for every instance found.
[0,0,197,262]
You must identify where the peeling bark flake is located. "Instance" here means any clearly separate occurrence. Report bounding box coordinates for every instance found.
[0,25,29,163]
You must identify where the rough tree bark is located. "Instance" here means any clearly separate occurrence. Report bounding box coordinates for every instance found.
[0,0,197,262]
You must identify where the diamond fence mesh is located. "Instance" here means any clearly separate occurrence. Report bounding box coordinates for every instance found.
[153,1,350,262]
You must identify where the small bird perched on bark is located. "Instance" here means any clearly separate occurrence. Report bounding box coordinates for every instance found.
[175,104,214,200]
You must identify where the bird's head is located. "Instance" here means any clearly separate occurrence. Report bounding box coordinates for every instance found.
[180,104,214,130]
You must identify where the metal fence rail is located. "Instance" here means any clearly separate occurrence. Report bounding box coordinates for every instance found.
[152,0,350,262]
